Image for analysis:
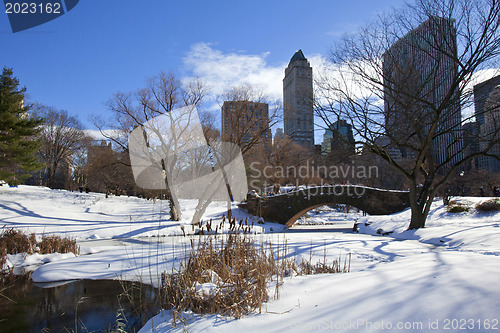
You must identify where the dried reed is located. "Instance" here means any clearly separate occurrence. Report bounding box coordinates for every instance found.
[160,233,350,321]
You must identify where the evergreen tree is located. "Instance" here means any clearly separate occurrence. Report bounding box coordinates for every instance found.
[0,68,43,185]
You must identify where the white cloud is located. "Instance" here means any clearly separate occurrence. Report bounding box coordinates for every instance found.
[85,129,121,141]
[182,43,332,142]
[183,43,329,105]
[183,43,285,102]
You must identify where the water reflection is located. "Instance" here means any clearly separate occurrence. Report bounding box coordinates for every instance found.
[0,276,158,332]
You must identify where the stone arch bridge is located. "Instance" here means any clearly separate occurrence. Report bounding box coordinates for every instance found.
[241,185,410,227]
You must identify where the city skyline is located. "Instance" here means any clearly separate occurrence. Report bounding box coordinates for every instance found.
[1,0,405,143]
[2,1,497,146]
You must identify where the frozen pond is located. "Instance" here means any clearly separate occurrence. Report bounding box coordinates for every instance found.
[0,277,158,333]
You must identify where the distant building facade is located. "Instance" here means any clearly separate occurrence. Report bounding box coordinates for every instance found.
[321,129,333,155]
[221,100,271,149]
[473,75,500,172]
[274,128,284,143]
[462,121,479,170]
[383,16,463,169]
[283,50,314,149]
[321,120,355,155]
[87,140,113,171]
[330,119,355,153]
[374,135,403,161]
[474,75,500,128]
[479,85,500,172]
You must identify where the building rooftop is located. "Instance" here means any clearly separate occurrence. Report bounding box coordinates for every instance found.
[289,49,307,64]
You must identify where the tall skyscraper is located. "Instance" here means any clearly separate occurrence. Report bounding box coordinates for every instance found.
[383,16,463,168]
[474,75,500,127]
[478,84,500,172]
[221,100,271,149]
[473,75,500,172]
[283,50,314,149]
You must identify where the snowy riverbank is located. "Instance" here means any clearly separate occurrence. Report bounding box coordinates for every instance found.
[1,185,499,332]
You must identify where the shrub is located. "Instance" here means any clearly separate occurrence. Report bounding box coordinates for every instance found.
[476,199,500,212]
[446,201,470,213]
[0,228,36,271]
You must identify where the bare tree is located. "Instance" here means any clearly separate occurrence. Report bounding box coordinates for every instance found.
[316,0,500,229]
[94,72,207,221]
[198,110,221,144]
[84,141,135,197]
[219,84,281,156]
[34,105,86,189]
[72,135,93,190]
[265,136,311,185]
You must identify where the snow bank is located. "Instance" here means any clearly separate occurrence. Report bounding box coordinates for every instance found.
[5,252,76,275]
[356,197,500,255]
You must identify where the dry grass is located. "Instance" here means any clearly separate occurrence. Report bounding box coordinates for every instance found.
[160,233,350,321]
[0,227,79,272]
[161,234,271,319]
[0,228,36,270]
[0,228,37,255]
[475,198,500,212]
[38,235,79,255]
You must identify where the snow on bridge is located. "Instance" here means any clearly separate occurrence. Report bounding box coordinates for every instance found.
[240,185,410,227]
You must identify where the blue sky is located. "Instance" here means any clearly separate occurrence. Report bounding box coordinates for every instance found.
[1,0,405,141]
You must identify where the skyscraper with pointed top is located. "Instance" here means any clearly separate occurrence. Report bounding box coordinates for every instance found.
[283,49,314,149]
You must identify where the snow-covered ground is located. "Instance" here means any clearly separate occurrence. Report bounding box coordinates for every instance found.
[0,185,281,240]
[356,197,500,255]
[1,185,500,332]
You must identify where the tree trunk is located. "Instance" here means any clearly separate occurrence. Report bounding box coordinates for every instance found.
[408,208,426,229]
[161,159,181,221]
[47,166,56,188]
[407,180,426,230]
[169,198,180,221]
[226,199,233,220]
[407,182,434,230]
[165,184,181,221]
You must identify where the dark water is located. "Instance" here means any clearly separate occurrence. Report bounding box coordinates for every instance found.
[0,276,159,333]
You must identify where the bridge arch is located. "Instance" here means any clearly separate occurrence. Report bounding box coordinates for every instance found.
[285,203,352,227]
[241,185,410,227]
